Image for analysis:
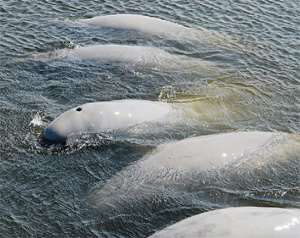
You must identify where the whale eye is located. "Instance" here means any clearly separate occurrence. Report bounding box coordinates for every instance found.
[76,107,82,112]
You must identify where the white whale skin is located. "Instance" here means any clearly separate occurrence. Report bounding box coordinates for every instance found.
[43,99,171,144]
[149,206,300,238]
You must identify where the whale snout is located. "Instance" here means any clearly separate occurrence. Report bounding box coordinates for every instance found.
[42,126,67,145]
[42,109,76,145]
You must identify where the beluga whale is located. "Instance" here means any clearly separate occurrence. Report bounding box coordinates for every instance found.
[42,98,244,145]
[43,99,171,144]
[66,44,215,70]
[89,131,300,213]
[149,207,300,238]
[78,14,236,48]
[43,97,300,146]
[79,14,187,35]
[68,45,164,63]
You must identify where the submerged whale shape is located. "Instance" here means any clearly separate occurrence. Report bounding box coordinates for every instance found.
[67,44,215,71]
[79,14,186,34]
[68,45,164,62]
[149,207,300,238]
[77,14,238,50]
[68,44,189,65]
[138,131,275,171]
[43,100,171,144]
[90,131,300,211]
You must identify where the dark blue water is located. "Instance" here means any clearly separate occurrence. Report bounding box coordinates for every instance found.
[1,0,299,237]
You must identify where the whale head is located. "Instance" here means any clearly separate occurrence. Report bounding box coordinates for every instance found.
[42,106,92,144]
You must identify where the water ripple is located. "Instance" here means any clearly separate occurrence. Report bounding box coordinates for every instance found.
[1,0,300,237]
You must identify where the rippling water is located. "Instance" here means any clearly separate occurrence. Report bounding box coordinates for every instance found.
[1,0,299,237]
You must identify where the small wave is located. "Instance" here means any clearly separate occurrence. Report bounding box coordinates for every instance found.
[29,113,46,127]
[33,41,78,61]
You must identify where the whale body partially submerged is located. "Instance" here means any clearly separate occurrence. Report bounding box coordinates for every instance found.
[79,14,186,34]
[68,45,167,62]
[138,131,276,171]
[43,100,171,144]
[89,131,299,211]
[66,44,215,72]
[149,207,300,238]
[78,14,236,48]
[42,98,242,145]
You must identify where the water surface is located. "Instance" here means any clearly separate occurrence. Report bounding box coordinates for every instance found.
[1,0,299,237]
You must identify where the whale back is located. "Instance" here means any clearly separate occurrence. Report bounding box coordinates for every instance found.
[43,100,171,144]
[89,131,300,213]
[149,207,300,238]
[68,45,170,63]
[141,131,276,171]
[79,14,185,34]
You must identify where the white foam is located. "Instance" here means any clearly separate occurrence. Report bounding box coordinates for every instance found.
[30,113,45,127]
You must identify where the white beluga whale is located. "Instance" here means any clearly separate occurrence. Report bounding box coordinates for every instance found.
[66,44,215,71]
[43,99,171,144]
[43,97,300,146]
[149,207,300,238]
[89,131,300,211]
[78,14,236,48]
[35,44,215,72]
[68,45,164,62]
[42,98,243,145]
[42,99,214,145]
[138,131,275,171]
[79,14,186,35]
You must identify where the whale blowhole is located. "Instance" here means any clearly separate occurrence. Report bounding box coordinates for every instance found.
[76,107,82,112]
